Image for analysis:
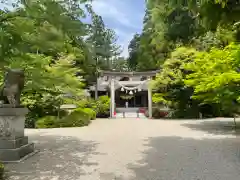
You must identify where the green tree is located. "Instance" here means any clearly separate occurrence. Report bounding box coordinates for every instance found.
[86,6,121,98]
[128,0,200,71]
[112,57,129,72]
[128,33,141,71]
[0,0,90,126]
[152,47,200,118]
[185,43,240,116]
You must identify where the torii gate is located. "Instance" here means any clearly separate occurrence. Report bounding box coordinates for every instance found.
[100,70,160,119]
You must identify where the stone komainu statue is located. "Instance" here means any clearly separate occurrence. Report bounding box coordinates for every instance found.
[0,69,25,107]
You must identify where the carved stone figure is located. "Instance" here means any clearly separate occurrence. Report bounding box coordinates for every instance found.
[0,117,12,137]
[0,69,25,107]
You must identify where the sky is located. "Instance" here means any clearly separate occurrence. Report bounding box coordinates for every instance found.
[0,0,146,57]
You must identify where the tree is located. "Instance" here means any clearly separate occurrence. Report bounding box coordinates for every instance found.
[86,6,121,99]
[0,0,90,126]
[152,47,200,118]
[128,33,141,71]
[128,0,240,119]
[0,0,122,127]
[128,0,200,71]
[112,57,129,72]
[185,43,240,116]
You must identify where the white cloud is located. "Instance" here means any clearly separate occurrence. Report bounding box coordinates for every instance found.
[91,0,138,28]
[112,28,130,57]
[118,33,136,58]
[121,45,129,58]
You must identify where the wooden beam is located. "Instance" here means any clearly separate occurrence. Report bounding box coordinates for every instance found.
[101,81,150,86]
[100,70,160,77]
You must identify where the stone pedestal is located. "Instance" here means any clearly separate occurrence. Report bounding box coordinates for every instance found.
[0,108,35,163]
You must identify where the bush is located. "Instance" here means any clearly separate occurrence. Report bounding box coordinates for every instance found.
[152,108,169,118]
[35,108,91,128]
[35,116,57,128]
[0,162,6,180]
[83,108,96,120]
[56,109,91,127]
[77,99,96,109]
[76,96,110,118]
[25,112,38,128]
[95,96,110,118]
[23,94,63,128]
[144,108,169,118]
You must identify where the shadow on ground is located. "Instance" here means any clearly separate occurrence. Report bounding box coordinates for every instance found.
[5,120,240,180]
[6,133,100,180]
[127,136,240,180]
[181,119,240,136]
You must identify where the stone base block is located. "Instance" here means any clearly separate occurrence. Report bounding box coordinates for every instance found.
[0,107,37,163]
[0,143,34,162]
[0,136,28,149]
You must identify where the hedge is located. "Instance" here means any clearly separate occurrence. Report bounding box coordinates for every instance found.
[82,108,96,120]
[56,109,91,127]
[35,108,91,128]
[35,116,57,128]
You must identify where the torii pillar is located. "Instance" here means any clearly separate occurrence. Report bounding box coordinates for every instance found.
[101,70,160,119]
[110,77,115,118]
[148,77,153,118]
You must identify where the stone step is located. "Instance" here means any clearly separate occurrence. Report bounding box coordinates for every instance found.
[0,136,29,149]
[0,143,35,162]
[116,113,147,119]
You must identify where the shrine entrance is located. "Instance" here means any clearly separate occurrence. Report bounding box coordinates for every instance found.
[100,70,160,119]
[115,88,148,108]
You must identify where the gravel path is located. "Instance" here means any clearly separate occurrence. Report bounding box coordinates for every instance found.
[6,118,240,180]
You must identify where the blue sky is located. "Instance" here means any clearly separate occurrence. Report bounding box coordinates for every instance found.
[0,0,145,57]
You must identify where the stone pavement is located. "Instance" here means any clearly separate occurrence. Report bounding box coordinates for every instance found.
[5,118,240,180]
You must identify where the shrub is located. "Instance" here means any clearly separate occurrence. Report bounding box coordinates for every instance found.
[56,109,91,127]
[25,112,38,128]
[35,116,58,128]
[95,96,110,118]
[152,108,169,118]
[35,108,92,128]
[76,96,110,118]
[77,99,96,109]
[83,108,96,120]
[144,108,169,118]
[23,94,63,128]
[0,162,6,180]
